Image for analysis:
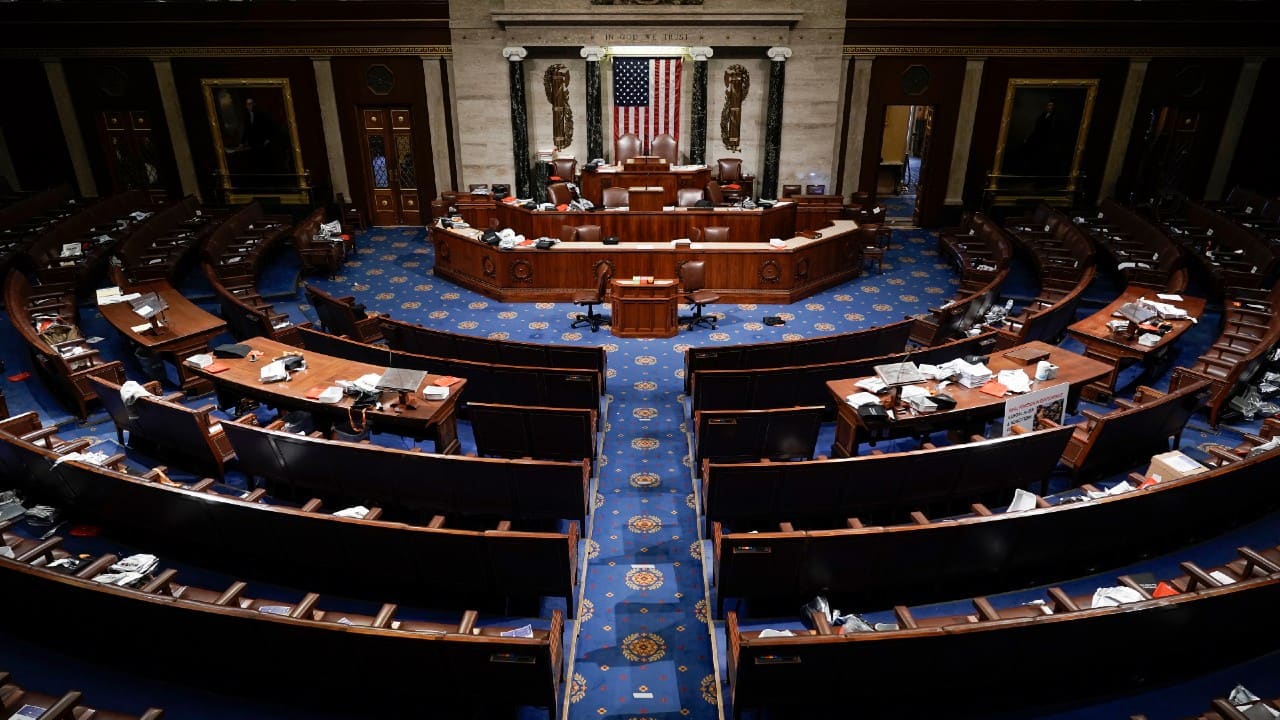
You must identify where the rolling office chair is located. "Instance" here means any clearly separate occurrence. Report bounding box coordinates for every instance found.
[602,187,630,208]
[571,262,612,332]
[615,133,642,163]
[679,260,720,331]
[546,182,573,207]
[651,133,678,165]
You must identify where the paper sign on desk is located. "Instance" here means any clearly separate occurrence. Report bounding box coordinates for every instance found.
[1002,382,1069,437]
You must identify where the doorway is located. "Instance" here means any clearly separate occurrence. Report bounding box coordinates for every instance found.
[878,104,934,226]
[98,110,168,203]
[358,107,422,226]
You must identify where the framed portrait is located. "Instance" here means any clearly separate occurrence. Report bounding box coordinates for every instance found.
[202,78,309,203]
[990,78,1099,193]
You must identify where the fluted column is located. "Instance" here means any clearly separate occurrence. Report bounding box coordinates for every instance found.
[689,46,713,166]
[761,46,791,200]
[581,46,605,162]
[504,46,531,198]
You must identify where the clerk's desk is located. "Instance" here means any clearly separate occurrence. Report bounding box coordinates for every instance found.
[455,200,797,245]
[578,164,711,206]
[431,219,864,304]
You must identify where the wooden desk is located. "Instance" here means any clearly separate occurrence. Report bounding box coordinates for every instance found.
[476,201,796,245]
[610,279,678,338]
[580,166,711,206]
[188,337,465,454]
[431,217,861,304]
[627,187,665,213]
[825,341,1112,457]
[98,280,226,395]
[1065,287,1206,400]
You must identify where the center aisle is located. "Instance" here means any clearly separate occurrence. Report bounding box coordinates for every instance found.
[306,226,955,718]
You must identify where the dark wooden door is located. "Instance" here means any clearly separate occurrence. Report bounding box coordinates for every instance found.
[99,110,167,203]
[359,107,421,226]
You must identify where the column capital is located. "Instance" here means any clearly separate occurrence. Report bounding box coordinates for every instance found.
[690,46,714,62]
[580,46,606,62]
[767,47,792,62]
[502,46,528,62]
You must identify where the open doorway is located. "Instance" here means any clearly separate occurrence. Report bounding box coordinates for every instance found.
[878,104,934,226]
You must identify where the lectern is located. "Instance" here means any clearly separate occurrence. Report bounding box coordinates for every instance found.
[610,278,678,338]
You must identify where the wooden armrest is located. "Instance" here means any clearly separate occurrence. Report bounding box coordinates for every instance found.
[459,609,479,635]
[972,597,1000,622]
[16,537,64,564]
[189,478,216,492]
[1238,547,1280,576]
[1179,562,1222,591]
[893,606,918,630]
[1116,575,1154,600]
[300,498,324,513]
[846,517,864,529]
[289,593,320,619]
[806,607,834,635]
[495,520,513,532]
[140,568,179,594]
[372,603,398,628]
[363,507,383,521]
[215,581,248,606]
[75,554,119,579]
[1047,587,1079,612]
[909,511,930,526]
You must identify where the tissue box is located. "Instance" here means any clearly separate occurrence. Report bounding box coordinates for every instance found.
[423,385,450,401]
[1145,451,1207,483]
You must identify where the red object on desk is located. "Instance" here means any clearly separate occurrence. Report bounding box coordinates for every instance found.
[204,361,230,374]
[305,385,328,399]
[978,381,1008,398]
[434,376,463,387]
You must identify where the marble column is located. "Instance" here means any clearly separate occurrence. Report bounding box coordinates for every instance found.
[1205,58,1263,201]
[43,58,97,197]
[581,46,605,163]
[839,55,874,198]
[1097,58,1149,205]
[762,47,791,200]
[944,57,986,207]
[504,47,531,198]
[689,46,713,166]
[422,55,456,196]
[150,58,202,200]
[312,56,351,202]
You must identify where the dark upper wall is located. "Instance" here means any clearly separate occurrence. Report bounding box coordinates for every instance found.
[1227,58,1280,197]
[0,60,75,194]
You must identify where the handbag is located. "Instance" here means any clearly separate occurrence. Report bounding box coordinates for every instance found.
[333,406,370,443]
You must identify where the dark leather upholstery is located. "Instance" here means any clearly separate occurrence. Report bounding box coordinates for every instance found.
[615,133,642,163]
[602,187,630,208]
[549,158,577,182]
[571,262,612,332]
[679,260,720,330]
[651,133,678,165]
[546,182,573,207]
[676,188,705,207]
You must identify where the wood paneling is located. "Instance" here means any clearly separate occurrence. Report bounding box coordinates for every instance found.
[332,56,436,224]
[1114,57,1242,204]
[170,57,328,205]
[859,56,965,227]
[63,58,180,201]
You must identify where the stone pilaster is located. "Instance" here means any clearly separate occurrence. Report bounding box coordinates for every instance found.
[152,58,202,200]
[689,46,713,166]
[840,55,874,198]
[311,56,351,202]
[761,46,791,200]
[423,55,457,196]
[1097,58,1149,205]
[1205,58,1263,201]
[504,46,531,198]
[945,57,986,207]
[43,58,97,197]
[581,46,605,162]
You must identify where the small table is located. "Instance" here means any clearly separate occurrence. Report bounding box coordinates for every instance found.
[825,341,1112,457]
[1065,288,1206,401]
[610,278,678,338]
[98,280,227,395]
[187,336,465,454]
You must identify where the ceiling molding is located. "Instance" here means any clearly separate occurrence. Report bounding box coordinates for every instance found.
[843,45,1278,58]
[1,46,453,59]
[490,11,802,29]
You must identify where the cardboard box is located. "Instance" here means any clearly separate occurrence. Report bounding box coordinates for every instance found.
[1145,451,1208,483]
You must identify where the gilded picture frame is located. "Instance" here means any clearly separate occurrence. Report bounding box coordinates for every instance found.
[990,78,1099,193]
[201,78,309,203]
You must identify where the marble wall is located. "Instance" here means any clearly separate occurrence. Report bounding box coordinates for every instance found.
[448,0,846,195]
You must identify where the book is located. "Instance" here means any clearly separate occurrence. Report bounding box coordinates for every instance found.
[434,375,463,387]
[204,361,230,374]
[978,381,1008,398]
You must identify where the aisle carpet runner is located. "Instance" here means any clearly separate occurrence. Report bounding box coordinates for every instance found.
[305,227,956,718]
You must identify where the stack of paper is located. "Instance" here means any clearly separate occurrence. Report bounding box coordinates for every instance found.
[855,376,887,393]
[955,360,992,388]
[996,369,1032,394]
[845,392,881,407]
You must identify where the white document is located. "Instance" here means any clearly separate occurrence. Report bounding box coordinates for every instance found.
[1007,488,1038,513]
[997,369,1032,394]
[1090,586,1145,608]
[757,629,796,638]
[845,392,880,407]
[855,376,887,393]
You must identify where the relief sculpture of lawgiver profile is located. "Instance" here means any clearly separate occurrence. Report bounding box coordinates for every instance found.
[543,64,573,151]
[721,64,749,152]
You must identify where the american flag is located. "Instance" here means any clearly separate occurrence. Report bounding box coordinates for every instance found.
[612,57,682,153]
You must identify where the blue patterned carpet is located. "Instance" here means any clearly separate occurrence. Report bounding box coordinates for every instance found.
[4,223,1278,718]
[297,226,955,719]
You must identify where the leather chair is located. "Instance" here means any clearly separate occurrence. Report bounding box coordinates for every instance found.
[805,184,827,196]
[559,225,602,243]
[615,133,642,163]
[859,223,889,274]
[699,226,730,242]
[676,188,705,207]
[705,181,727,206]
[679,260,720,331]
[546,182,573,207]
[602,187,630,208]
[549,158,577,183]
[716,158,752,201]
[651,134,678,165]
[781,185,801,198]
[571,262,612,332]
